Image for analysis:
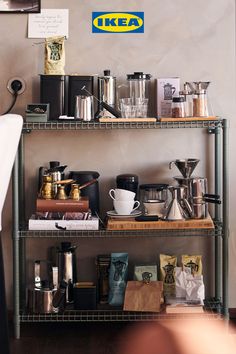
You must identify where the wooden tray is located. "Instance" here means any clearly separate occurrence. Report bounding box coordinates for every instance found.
[106,214,214,230]
[99,117,157,122]
[158,116,218,122]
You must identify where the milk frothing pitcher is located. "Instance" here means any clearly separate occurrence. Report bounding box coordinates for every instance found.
[75,95,94,121]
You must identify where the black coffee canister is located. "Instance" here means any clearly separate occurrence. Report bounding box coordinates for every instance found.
[68,171,100,214]
[116,174,139,195]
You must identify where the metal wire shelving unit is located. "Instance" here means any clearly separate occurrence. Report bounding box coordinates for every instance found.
[19,308,222,323]
[12,118,229,338]
[23,118,221,131]
[19,222,222,238]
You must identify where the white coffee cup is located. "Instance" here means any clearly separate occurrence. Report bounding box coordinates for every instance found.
[109,188,135,201]
[143,199,165,216]
[113,200,140,215]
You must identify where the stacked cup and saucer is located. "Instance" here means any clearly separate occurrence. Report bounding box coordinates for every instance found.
[107,188,141,218]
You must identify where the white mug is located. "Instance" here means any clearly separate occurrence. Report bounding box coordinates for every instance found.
[109,188,135,201]
[143,200,165,216]
[114,200,140,215]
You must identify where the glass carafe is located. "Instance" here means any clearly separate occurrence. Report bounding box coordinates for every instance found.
[126,72,151,116]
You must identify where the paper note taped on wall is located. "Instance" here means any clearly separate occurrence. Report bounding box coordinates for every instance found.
[28,9,69,39]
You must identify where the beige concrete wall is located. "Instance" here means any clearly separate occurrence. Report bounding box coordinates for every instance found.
[0,0,235,308]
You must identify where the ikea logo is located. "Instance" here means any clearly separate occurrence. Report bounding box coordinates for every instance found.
[92,12,144,33]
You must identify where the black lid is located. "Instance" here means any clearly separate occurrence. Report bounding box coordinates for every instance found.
[61,242,71,251]
[40,280,51,290]
[69,171,100,179]
[49,161,60,168]
[59,280,68,289]
[172,97,185,102]
[116,174,139,183]
[127,72,151,80]
[104,70,111,76]
[69,75,94,81]
[139,183,169,191]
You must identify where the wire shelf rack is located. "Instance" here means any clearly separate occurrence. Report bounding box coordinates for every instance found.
[19,224,222,239]
[23,119,223,132]
[20,306,223,323]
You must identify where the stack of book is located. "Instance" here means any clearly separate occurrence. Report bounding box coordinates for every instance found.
[165,297,204,314]
[165,303,204,314]
[28,197,99,230]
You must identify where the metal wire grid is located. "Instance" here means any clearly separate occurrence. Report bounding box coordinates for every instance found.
[23,119,223,132]
[19,226,222,238]
[19,309,222,323]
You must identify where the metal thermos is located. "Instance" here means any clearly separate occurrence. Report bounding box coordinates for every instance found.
[57,242,77,303]
[96,70,116,118]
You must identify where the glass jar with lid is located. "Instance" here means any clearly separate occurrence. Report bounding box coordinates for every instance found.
[171,97,186,118]
[179,82,193,117]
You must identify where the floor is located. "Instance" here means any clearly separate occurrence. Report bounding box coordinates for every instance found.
[10,322,129,354]
[9,319,236,354]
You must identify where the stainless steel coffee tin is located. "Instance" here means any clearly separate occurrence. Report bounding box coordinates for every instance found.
[192,202,208,219]
[191,177,208,203]
[75,95,94,121]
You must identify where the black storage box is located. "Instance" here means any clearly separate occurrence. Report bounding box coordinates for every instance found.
[73,283,97,310]
[40,75,69,120]
[68,75,94,117]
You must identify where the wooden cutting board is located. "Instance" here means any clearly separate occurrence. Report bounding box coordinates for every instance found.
[158,116,218,122]
[106,215,214,230]
[99,117,157,122]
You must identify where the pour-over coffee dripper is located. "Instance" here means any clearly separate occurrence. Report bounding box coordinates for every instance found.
[169,158,200,178]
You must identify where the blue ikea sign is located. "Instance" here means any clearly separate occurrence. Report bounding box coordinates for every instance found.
[92,12,144,33]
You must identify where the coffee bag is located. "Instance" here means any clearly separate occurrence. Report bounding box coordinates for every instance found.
[44,36,65,75]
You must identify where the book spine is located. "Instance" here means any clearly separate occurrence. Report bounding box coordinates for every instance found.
[36,199,89,212]
[35,211,92,220]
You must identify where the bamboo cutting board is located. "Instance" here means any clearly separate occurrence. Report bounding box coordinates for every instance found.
[99,117,157,122]
[158,116,218,122]
[106,215,214,230]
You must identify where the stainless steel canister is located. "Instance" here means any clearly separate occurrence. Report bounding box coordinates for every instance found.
[174,176,207,202]
[97,70,116,107]
[75,95,94,121]
[192,202,208,219]
[191,177,208,203]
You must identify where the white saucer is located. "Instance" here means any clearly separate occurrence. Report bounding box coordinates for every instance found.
[107,210,142,218]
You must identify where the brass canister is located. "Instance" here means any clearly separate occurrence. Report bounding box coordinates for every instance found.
[69,183,80,200]
[40,175,53,199]
[56,185,67,200]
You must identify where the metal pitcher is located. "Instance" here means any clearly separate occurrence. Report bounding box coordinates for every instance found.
[27,260,58,314]
[75,95,94,121]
